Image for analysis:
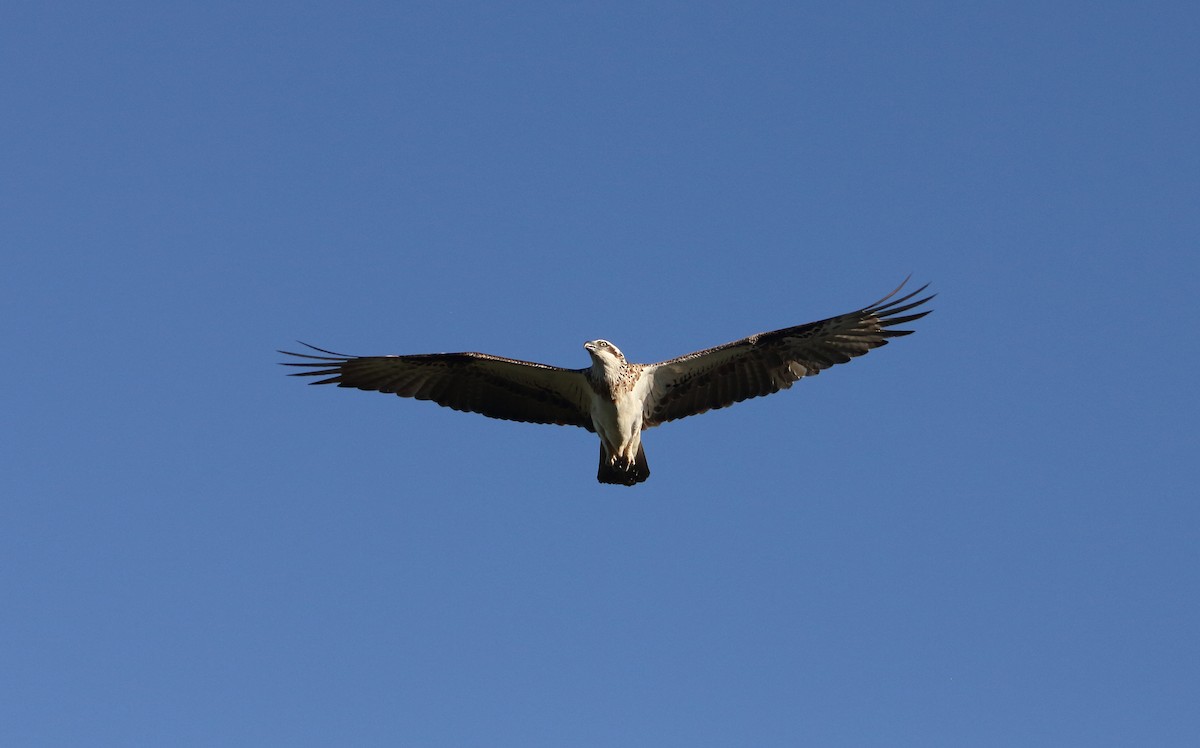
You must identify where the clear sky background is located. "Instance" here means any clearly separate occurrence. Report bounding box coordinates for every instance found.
[3,2,1197,746]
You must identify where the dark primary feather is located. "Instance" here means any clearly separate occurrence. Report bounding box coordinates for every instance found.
[279,344,595,430]
[642,281,934,426]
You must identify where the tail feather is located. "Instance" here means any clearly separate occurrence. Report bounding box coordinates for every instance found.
[597,443,651,486]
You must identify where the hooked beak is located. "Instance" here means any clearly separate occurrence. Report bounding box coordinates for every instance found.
[583,341,596,352]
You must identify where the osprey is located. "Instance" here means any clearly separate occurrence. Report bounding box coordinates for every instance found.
[281,280,932,485]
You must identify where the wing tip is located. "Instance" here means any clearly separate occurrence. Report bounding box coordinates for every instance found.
[279,342,357,387]
[866,277,935,318]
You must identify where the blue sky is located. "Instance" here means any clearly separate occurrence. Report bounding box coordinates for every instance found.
[3,1,1197,745]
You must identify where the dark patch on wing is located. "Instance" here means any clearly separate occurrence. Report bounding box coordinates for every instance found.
[643,280,934,426]
[280,344,594,430]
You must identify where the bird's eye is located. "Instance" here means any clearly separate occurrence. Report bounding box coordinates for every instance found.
[599,341,608,348]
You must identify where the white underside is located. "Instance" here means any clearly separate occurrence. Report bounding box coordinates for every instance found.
[589,388,645,466]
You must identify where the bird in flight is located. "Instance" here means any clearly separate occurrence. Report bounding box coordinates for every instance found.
[281,280,933,486]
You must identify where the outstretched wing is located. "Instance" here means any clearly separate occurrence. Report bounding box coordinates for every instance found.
[641,280,933,427]
[280,344,595,430]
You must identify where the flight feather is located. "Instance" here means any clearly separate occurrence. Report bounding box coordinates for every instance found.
[280,345,595,430]
[641,282,933,426]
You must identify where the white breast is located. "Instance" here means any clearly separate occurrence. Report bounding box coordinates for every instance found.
[589,375,652,454]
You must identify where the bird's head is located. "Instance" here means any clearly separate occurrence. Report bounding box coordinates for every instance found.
[584,339,626,365]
